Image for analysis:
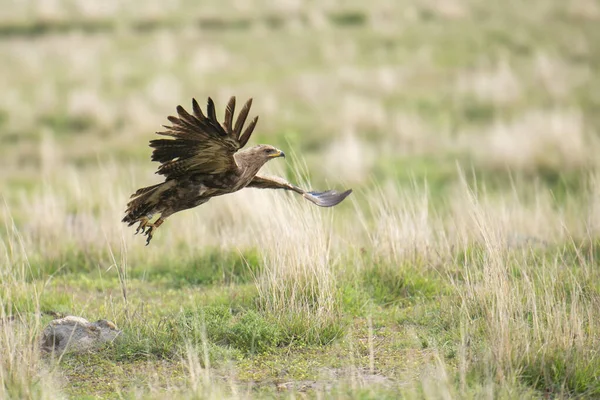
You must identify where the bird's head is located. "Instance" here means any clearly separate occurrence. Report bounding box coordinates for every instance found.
[249,144,286,163]
[235,144,286,173]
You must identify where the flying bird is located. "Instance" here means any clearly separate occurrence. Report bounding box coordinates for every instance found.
[122,96,352,244]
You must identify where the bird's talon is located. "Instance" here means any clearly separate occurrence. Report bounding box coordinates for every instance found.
[143,224,156,245]
[145,230,153,245]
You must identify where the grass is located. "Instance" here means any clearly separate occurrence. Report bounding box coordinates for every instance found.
[1,0,599,398]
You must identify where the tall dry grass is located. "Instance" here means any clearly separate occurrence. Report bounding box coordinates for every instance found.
[253,183,339,340]
[1,214,63,399]
[0,315,60,400]
[449,172,600,394]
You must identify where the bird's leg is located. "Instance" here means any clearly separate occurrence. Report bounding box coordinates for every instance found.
[144,217,165,246]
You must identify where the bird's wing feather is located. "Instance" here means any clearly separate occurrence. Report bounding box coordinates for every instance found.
[149,96,258,179]
[247,175,352,207]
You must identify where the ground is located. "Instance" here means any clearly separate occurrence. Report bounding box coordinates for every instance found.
[1,0,600,398]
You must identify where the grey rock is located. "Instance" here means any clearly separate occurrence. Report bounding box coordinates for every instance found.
[40,316,121,355]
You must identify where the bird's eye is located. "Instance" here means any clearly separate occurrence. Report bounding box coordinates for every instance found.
[265,148,272,154]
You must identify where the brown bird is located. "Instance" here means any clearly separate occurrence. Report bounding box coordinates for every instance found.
[122,96,352,245]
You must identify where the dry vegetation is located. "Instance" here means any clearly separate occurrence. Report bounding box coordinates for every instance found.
[1,0,599,398]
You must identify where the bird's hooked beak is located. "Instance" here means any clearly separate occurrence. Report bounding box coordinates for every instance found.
[270,150,285,159]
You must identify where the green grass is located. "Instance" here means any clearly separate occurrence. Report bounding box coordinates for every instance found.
[6,237,600,397]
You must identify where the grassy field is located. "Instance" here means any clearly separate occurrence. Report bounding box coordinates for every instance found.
[1,0,600,398]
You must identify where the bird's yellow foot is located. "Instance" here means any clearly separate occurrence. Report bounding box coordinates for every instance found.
[135,217,151,235]
[143,217,164,246]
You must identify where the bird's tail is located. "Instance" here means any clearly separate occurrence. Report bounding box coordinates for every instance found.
[122,182,167,226]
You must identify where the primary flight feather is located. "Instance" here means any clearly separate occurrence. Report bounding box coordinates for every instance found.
[122,96,352,244]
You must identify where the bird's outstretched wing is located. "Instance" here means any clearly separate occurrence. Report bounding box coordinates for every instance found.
[150,97,258,179]
[247,175,352,207]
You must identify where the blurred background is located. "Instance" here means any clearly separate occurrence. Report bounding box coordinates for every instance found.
[1,0,597,203]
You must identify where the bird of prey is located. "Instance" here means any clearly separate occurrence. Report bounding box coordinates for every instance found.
[122,96,352,245]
